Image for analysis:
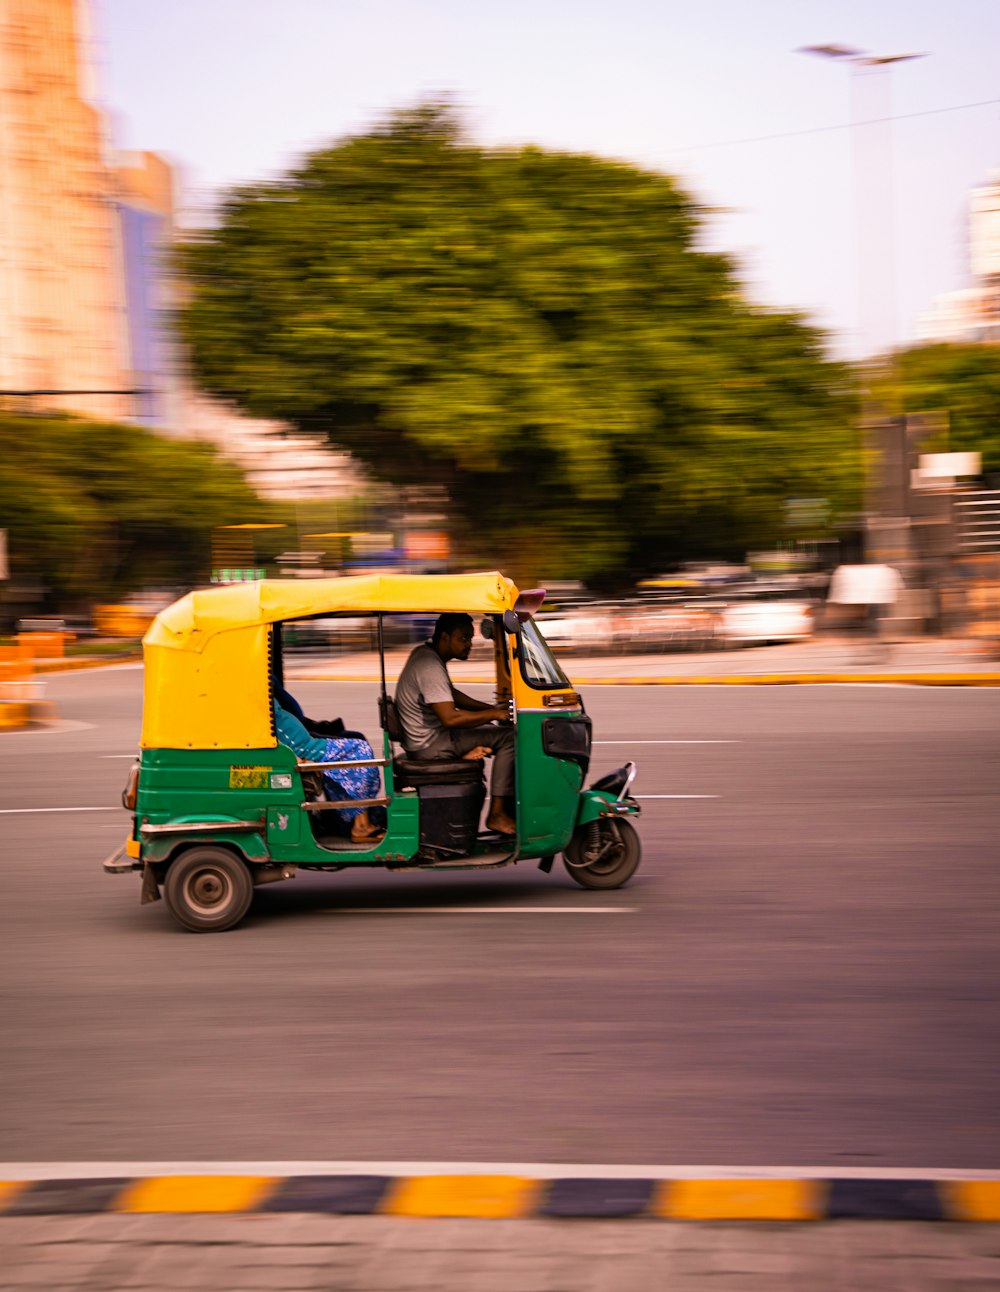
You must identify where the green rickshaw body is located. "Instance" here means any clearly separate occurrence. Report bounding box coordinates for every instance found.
[132,742,422,871]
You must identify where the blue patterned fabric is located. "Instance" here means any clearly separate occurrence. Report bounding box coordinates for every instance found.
[274,701,380,822]
[321,737,381,822]
[273,701,327,761]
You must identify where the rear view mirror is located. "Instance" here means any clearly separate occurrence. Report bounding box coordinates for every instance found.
[502,609,520,634]
[480,617,495,641]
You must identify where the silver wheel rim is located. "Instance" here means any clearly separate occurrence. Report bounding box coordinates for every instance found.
[185,866,233,915]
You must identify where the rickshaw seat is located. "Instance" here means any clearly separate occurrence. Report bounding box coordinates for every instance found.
[393,755,483,790]
[379,694,404,742]
[380,696,484,790]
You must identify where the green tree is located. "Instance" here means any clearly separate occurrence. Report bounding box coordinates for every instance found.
[875,342,1000,474]
[0,414,267,608]
[178,103,859,586]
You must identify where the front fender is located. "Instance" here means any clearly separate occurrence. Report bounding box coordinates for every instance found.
[575,790,641,828]
[139,822,270,867]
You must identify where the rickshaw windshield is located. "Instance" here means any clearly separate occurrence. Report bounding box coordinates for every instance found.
[519,619,572,689]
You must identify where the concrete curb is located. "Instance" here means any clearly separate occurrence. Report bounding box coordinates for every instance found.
[34,655,141,673]
[2,1174,999,1221]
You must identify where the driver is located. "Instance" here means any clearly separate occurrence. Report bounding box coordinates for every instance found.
[395,612,516,836]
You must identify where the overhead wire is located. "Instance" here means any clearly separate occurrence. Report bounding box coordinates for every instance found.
[668,98,1000,154]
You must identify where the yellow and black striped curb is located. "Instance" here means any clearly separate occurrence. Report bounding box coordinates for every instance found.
[33,655,141,673]
[289,672,1000,687]
[27,658,1000,686]
[2,1175,1000,1220]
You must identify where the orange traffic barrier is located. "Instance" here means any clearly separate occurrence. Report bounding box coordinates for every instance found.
[0,646,31,680]
[15,631,66,660]
[0,645,42,718]
[92,605,156,638]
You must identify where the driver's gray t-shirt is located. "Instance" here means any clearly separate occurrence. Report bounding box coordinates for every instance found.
[395,642,454,752]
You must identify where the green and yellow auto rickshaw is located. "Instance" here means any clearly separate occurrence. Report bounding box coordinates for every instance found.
[105,571,641,932]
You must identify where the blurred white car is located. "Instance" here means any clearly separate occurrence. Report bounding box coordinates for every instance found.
[535,610,609,653]
[538,601,720,654]
[717,594,813,646]
[615,603,719,652]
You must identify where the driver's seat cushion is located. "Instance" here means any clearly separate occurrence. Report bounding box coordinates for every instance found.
[393,756,484,790]
[382,694,485,789]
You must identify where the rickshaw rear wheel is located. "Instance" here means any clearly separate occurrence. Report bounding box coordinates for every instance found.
[563,818,641,889]
[163,847,253,933]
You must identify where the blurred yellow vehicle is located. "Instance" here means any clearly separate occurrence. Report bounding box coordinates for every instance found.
[93,595,174,638]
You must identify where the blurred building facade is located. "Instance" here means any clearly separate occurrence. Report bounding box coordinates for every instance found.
[918,174,1000,344]
[0,0,360,501]
[182,393,362,502]
[0,0,132,421]
[114,148,181,429]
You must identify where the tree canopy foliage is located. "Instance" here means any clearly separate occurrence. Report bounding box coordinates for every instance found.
[179,103,860,585]
[874,342,1000,476]
[0,414,265,608]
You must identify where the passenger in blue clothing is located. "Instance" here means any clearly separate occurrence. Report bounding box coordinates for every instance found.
[273,684,363,740]
[273,699,383,843]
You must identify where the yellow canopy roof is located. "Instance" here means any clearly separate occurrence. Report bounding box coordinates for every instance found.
[145,571,518,653]
[141,572,519,750]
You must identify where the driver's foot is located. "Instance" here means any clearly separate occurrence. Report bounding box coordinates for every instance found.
[485,813,516,836]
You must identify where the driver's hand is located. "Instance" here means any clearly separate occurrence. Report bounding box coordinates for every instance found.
[462,746,492,761]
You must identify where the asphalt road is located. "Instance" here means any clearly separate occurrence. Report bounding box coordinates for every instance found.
[2,667,998,1169]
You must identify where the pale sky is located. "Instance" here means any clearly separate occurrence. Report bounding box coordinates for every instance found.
[90,0,1000,359]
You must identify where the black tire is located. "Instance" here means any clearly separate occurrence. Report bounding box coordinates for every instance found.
[163,847,253,933]
[563,818,641,890]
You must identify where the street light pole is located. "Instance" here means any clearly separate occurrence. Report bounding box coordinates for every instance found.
[799,44,928,572]
[798,44,926,359]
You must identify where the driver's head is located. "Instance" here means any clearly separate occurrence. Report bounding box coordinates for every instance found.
[432,612,475,660]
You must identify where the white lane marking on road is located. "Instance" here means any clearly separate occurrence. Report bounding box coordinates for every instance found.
[324,906,636,915]
[587,682,975,688]
[1,1160,995,1181]
[594,739,739,744]
[638,785,718,795]
[0,807,118,814]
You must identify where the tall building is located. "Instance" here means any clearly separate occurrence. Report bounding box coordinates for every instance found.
[0,0,132,420]
[0,0,363,501]
[114,149,181,429]
[918,173,1000,345]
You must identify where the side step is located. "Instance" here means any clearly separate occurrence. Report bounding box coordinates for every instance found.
[415,846,516,870]
[386,846,516,870]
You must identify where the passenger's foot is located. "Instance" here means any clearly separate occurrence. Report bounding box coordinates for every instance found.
[485,813,517,837]
[351,823,384,844]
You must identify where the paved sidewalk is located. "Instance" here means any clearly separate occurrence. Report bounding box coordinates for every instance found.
[3,1213,999,1290]
[288,635,1000,686]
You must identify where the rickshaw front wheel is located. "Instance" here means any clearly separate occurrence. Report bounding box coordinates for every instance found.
[563,818,641,889]
[164,847,254,933]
